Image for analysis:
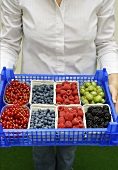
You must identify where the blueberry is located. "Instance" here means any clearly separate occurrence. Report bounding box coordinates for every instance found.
[36,124,42,128]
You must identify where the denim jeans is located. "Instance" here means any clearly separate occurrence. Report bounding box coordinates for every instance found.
[33,146,77,170]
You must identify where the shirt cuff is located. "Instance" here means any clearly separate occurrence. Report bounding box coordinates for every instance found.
[98,52,118,74]
[0,51,17,72]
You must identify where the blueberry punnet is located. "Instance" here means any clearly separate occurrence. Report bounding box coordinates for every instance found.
[29,109,55,129]
[32,84,54,104]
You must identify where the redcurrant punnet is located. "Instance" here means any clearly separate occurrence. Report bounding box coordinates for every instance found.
[0,105,30,129]
[4,80,30,105]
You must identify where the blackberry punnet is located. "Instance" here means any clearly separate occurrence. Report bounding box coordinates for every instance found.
[85,105,111,128]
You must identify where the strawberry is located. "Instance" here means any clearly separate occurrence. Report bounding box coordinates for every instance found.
[65,121,72,128]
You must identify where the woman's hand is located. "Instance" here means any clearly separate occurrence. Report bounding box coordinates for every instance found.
[108,74,118,114]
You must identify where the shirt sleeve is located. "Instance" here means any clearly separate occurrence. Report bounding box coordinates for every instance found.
[0,0,23,72]
[95,0,118,74]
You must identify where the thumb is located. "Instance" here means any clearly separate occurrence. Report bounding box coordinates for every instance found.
[109,85,117,104]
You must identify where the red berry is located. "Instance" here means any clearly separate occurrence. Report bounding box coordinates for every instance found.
[72,118,79,125]
[65,112,73,121]
[58,123,65,128]
[65,121,72,128]
[58,117,65,124]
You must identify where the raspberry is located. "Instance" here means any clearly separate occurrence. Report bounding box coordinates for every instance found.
[63,84,71,90]
[63,99,70,104]
[65,121,72,128]
[74,99,80,104]
[58,106,64,112]
[74,96,79,100]
[62,81,70,86]
[72,89,78,96]
[59,111,65,117]
[71,83,77,90]
[58,123,65,128]
[73,125,80,128]
[77,116,83,121]
[72,118,79,125]
[78,120,85,128]
[60,90,67,96]
[58,117,65,124]
[66,90,72,96]
[63,95,68,100]
[70,101,74,104]
[64,108,69,112]
[65,112,73,121]
[57,102,62,104]
[56,96,63,103]
[78,110,84,117]
[56,84,62,88]
[56,88,61,94]
[68,95,74,101]
[69,108,76,113]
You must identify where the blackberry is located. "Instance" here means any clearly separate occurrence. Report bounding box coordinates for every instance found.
[104,113,111,121]
[86,120,93,126]
[104,121,109,128]
[93,116,100,124]
[103,105,109,111]
[87,106,94,113]
[86,113,94,120]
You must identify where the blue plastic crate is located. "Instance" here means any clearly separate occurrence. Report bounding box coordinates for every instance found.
[0,67,118,147]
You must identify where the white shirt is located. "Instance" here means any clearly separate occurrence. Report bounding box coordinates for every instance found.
[1,0,118,74]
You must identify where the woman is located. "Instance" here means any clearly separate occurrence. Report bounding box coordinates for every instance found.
[1,0,118,170]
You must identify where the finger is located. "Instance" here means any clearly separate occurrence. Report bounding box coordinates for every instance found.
[114,99,118,114]
[109,85,117,104]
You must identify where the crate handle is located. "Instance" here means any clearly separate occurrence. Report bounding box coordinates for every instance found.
[1,67,15,82]
[94,68,108,82]
[107,122,118,145]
